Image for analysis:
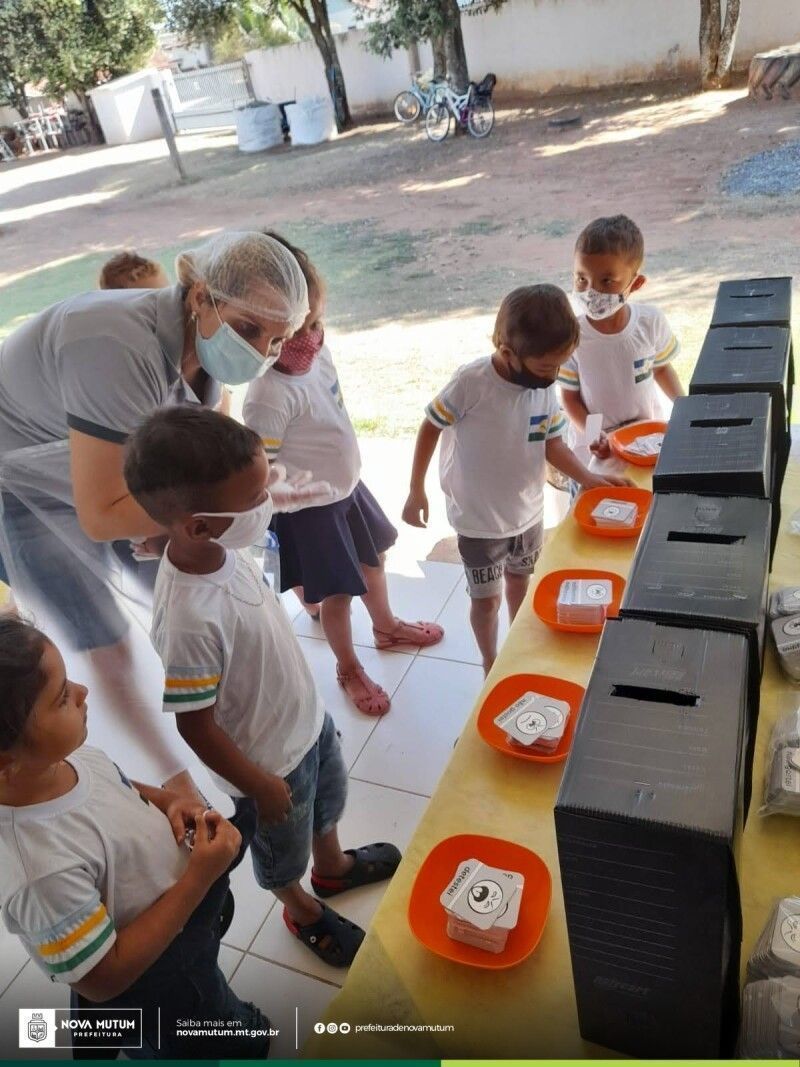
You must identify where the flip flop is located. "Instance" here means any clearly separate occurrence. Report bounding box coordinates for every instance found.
[373,619,444,651]
[282,903,365,967]
[311,842,402,898]
[337,662,391,716]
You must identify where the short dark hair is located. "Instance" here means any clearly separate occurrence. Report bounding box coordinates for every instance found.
[575,215,644,268]
[261,230,325,301]
[493,284,579,359]
[99,251,164,289]
[124,407,262,525]
[0,617,48,750]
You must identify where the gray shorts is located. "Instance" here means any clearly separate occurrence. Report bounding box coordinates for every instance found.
[457,521,543,599]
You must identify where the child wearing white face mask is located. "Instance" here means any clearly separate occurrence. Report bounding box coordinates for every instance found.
[123,407,401,969]
[559,215,684,459]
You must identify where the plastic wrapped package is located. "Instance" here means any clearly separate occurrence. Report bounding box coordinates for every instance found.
[740,977,800,1058]
[772,614,800,682]
[235,103,283,153]
[761,704,800,815]
[749,898,800,980]
[286,97,336,146]
[770,588,800,621]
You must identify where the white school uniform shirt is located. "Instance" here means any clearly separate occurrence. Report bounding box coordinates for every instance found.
[243,346,361,505]
[0,746,189,984]
[425,356,566,539]
[558,303,679,431]
[151,548,324,794]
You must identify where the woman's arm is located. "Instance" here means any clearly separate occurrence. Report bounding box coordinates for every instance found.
[69,431,164,542]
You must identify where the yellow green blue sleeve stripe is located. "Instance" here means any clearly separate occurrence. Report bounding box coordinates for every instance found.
[36,898,116,981]
[557,367,580,390]
[425,396,457,429]
[547,413,567,438]
[163,670,221,712]
[654,335,679,366]
[261,436,282,458]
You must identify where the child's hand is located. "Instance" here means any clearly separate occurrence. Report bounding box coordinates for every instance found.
[589,432,611,460]
[402,488,429,528]
[164,795,208,846]
[253,774,293,826]
[583,473,635,490]
[187,810,241,884]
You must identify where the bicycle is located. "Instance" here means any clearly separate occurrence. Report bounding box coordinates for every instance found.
[393,72,448,124]
[425,73,496,143]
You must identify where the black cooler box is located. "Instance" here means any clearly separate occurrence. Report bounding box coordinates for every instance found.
[709,276,792,328]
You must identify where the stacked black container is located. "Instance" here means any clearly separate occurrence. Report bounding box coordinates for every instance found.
[555,277,794,1059]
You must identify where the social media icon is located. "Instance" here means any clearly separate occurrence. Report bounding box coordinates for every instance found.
[339,1022,351,1034]
[327,1022,338,1034]
[314,1022,326,1035]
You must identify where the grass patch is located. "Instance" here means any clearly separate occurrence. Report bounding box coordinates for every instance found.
[455,217,505,237]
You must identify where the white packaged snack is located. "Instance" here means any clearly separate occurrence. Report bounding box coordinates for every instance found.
[625,432,664,458]
[749,899,800,981]
[770,589,800,621]
[494,692,570,749]
[772,615,800,682]
[761,706,800,816]
[557,578,612,625]
[740,976,800,1058]
[440,859,524,931]
[590,498,638,528]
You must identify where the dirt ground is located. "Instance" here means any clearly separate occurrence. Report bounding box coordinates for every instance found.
[1,79,798,436]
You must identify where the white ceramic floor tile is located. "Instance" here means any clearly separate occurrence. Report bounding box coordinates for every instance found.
[224,858,277,951]
[419,579,511,666]
[0,962,71,1060]
[218,944,244,981]
[351,657,484,796]
[0,925,30,997]
[292,561,461,653]
[295,637,414,770]
[230,955,338,1059]
[249,779,427,984]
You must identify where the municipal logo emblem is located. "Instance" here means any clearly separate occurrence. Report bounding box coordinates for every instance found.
[28,1013,47,1043]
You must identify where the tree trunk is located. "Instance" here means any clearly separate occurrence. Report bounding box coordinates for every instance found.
[431,33,447,81]
[699,0,721,89]
[442,0,469,92]
[715,0,741,88]
[304,0,352,131]
[74,88,104,144]
[407,39,421,78]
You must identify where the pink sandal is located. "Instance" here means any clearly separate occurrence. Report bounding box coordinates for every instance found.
[336,662,391,717]
[373,619,445,651]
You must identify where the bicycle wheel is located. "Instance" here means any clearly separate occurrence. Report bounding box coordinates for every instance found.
[467,97,495,138]
[425,103,451,143]
[394,90,421,124]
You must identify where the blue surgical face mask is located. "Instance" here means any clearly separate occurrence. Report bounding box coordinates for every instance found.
[194,295,282,386]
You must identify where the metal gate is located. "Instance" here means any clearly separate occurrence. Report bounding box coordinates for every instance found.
[166,60,255,132]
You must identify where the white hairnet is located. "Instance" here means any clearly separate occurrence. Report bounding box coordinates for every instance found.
[176,231,309,332]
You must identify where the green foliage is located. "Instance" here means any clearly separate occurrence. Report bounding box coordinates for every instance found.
[212,9,303,63]
[0,0,159,107]
[361,0,507,57]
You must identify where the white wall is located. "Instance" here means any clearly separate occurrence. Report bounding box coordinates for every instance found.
[88,69,166,145]
[246,0,800,114]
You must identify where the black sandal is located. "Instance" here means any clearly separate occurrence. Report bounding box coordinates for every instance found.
[282,903,365,967]
[311,842,402,898]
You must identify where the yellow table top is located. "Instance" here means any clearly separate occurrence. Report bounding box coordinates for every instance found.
[306,461,800,1060]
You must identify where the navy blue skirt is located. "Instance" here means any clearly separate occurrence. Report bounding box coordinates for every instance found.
[272,481,397,603]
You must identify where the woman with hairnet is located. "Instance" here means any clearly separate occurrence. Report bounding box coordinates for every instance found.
[0,231,309,797]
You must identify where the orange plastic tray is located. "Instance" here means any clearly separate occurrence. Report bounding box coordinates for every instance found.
[608,419,668,467]
[408,833,551,970]
[573,485,652,539]
[533,568,625,633]
[476,673,584,763]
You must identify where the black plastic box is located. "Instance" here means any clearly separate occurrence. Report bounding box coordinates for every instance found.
[653,392,772,498]
[620,493,771,665]
[710,276,792,328]
[555,618,747,1058]
[689,326,793,464]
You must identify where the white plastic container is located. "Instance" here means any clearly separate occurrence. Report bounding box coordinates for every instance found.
[235,102,283,152]
[286,96,336,146]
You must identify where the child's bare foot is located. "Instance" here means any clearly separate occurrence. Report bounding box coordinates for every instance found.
[336,661,390,716]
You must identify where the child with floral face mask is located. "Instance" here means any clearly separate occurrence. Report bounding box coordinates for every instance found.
[243,233,444,717]
[560,214,684,461]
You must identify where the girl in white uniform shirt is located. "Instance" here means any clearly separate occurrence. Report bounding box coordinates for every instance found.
[243,234,444,717]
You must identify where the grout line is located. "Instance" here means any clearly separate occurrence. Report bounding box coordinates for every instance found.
[347,773,432,800]
[417,650,484,668]
[240,950,344,990]
[0,958,29,1000]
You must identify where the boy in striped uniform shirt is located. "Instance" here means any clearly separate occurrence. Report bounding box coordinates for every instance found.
[403,286,629,673]
[124,406,400,970]
[0,617,268,1058]
[559,215,683,457]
